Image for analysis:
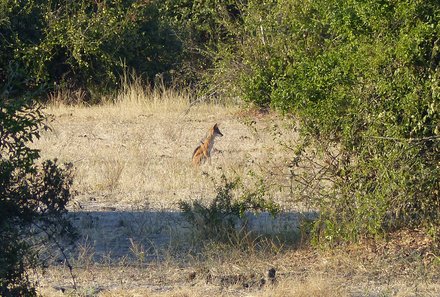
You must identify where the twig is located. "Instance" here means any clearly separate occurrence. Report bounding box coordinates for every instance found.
[31,222,78,291]
[181,87,218,116]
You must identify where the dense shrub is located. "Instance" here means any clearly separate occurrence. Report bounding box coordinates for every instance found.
[0,0,244,100]
[0,97,75,296]
[0,0,181,101]
[208,0,439,243]
[157,0,244,91]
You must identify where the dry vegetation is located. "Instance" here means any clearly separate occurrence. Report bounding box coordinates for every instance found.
[38,83,299,211]
[33,84,439,296]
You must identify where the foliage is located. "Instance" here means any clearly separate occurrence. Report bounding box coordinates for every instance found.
[0,0,181,101]
[157,0,245,93]
[0,97,75,296]
[0,0,246,100]
[179,175,279,242]
[211,0,440,243]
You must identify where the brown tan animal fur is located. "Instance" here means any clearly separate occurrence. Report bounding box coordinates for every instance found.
[192,123,223,166]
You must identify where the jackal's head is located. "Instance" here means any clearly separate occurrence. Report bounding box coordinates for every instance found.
[212,123,223,137]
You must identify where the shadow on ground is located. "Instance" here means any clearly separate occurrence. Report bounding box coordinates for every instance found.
[66,210,317,262]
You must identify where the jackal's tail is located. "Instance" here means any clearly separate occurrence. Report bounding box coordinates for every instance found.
[192,145,203,166]
[192,145,201,159]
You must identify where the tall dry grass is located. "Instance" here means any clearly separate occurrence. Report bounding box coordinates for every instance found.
[37,79,299,211]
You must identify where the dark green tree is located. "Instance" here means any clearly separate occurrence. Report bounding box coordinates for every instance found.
[0,0,182,101]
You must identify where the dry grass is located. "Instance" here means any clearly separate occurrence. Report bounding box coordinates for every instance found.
[37,82,298,212]
[37,242,440,297]
[33,83,439,296]
[256,277,348,297]
[40,277,347,297]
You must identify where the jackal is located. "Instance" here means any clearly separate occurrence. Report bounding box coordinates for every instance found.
[192,123,223,166]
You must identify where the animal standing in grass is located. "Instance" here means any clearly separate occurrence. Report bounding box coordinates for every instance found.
[192,123,223,166]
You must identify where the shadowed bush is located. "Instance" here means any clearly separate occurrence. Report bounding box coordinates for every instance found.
[0,0,181,101]
[0,97,75,296]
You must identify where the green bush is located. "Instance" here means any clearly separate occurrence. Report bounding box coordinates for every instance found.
[207,0,439,243]
[0,97,75,296]
[0,0,246,100]
[156,0,238,92]
[0,0,181,101]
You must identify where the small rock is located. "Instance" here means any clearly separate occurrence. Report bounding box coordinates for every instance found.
[268,267,277,284]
